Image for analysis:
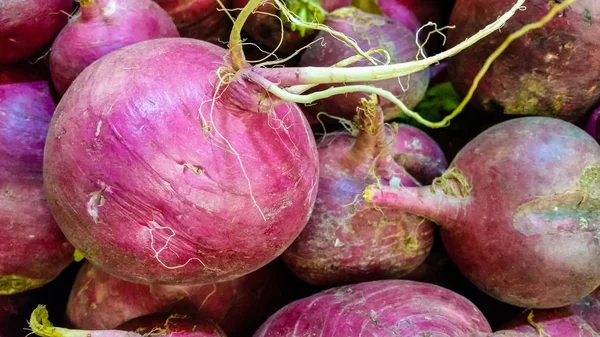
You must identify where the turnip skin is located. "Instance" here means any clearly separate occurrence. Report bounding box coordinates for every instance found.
[366,117,600,308]
[0,81,74,295]
[49,0,180,95]
[253,279,492,337]
[0,0,73,64]
[117,313,227,337]
[299,7,430,121]
[66,260,298,337]
[43,37,319,285]
[447,0,600,121]
[153,0,232,45]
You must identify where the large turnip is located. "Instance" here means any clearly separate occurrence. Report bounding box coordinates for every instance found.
[282,96,444,286]
[365,116,600,308]
[49,0,179,95]
[253,279,492,336]
[41,0,538,285]
[153,0,232,45]
[66,260,300,337]
[0,0,73,64]
[0,81,74,294]
[447,0,600,121]
[299,7,429,121]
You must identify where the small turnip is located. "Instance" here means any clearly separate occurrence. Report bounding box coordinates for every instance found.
[298,7,430,121]
[282,96,443,286]
[0,0,73,64]
[365,116,600,308]
[66,260,298,337]
[0,81,74,294]
[49,0,179,95]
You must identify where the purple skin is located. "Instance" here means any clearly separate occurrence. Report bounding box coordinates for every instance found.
[447,0,600,122]
[49,0,179,95]
[299,7,430,121]
[43,38,319,285]
[0,292,35,337]
[365,117,600,309]
[0,82,74,295]
[0,0,73,64]
[253,279,492,337]
[392,124,448,184]
[117,314,227,337]
[66,260,298,337]
[376,0,442,32]
[585,107,600,143]
[231,0,351,56]
[502,308,599,337]
[153,0,232,46]
[282,102,444,287]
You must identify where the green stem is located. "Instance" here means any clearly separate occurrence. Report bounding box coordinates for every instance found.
[280,0,327,37]
[229,0,265,71]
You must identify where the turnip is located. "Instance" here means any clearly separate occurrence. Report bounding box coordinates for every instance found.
[253,279,492,336]
[447,0,600,122]
[49,0,180,95]
[298,7,430,121]
[0,0,73,64]
[66,260,299,337]
[281,96,444,286]
[0,81,74,295]
[29,306,226,337]
[41,0,546,285]
[153,0,232,45]
[230,0,350,55]
[364,116,600,308]
[117,313,227,337]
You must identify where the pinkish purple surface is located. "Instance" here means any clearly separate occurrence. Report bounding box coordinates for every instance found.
[0,0,73,64]
[253,279,492,337]
[43,37,319,285]
[0,81,74,294]
[50,0,179,95]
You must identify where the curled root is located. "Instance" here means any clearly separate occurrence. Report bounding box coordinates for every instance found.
[526,310,550,337]
[430,167,472,198]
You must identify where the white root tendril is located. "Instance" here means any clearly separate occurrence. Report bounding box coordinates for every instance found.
[147,224,206,270]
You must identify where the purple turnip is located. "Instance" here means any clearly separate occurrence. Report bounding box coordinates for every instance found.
[153,0,232,45]
[29,306,226,337]
[117,313,227,337]
[253,279,492,336]
[281,96,444,286]
[66,260,298,337]
[502,308,599,337]
[0,0,73,64]
[365,116,600,308]
[298,7,430,121]
[447,0,600,121]
[41,0,535,285]
[0,81,74,294]
[377,0,442,33]
[49,0,179,95]
[584,107,600,143]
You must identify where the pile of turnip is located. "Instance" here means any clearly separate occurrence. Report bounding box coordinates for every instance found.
[3,0,600,336]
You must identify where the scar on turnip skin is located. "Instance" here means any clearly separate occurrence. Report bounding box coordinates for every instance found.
[87,187,109,223]
[146,222,207,270]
